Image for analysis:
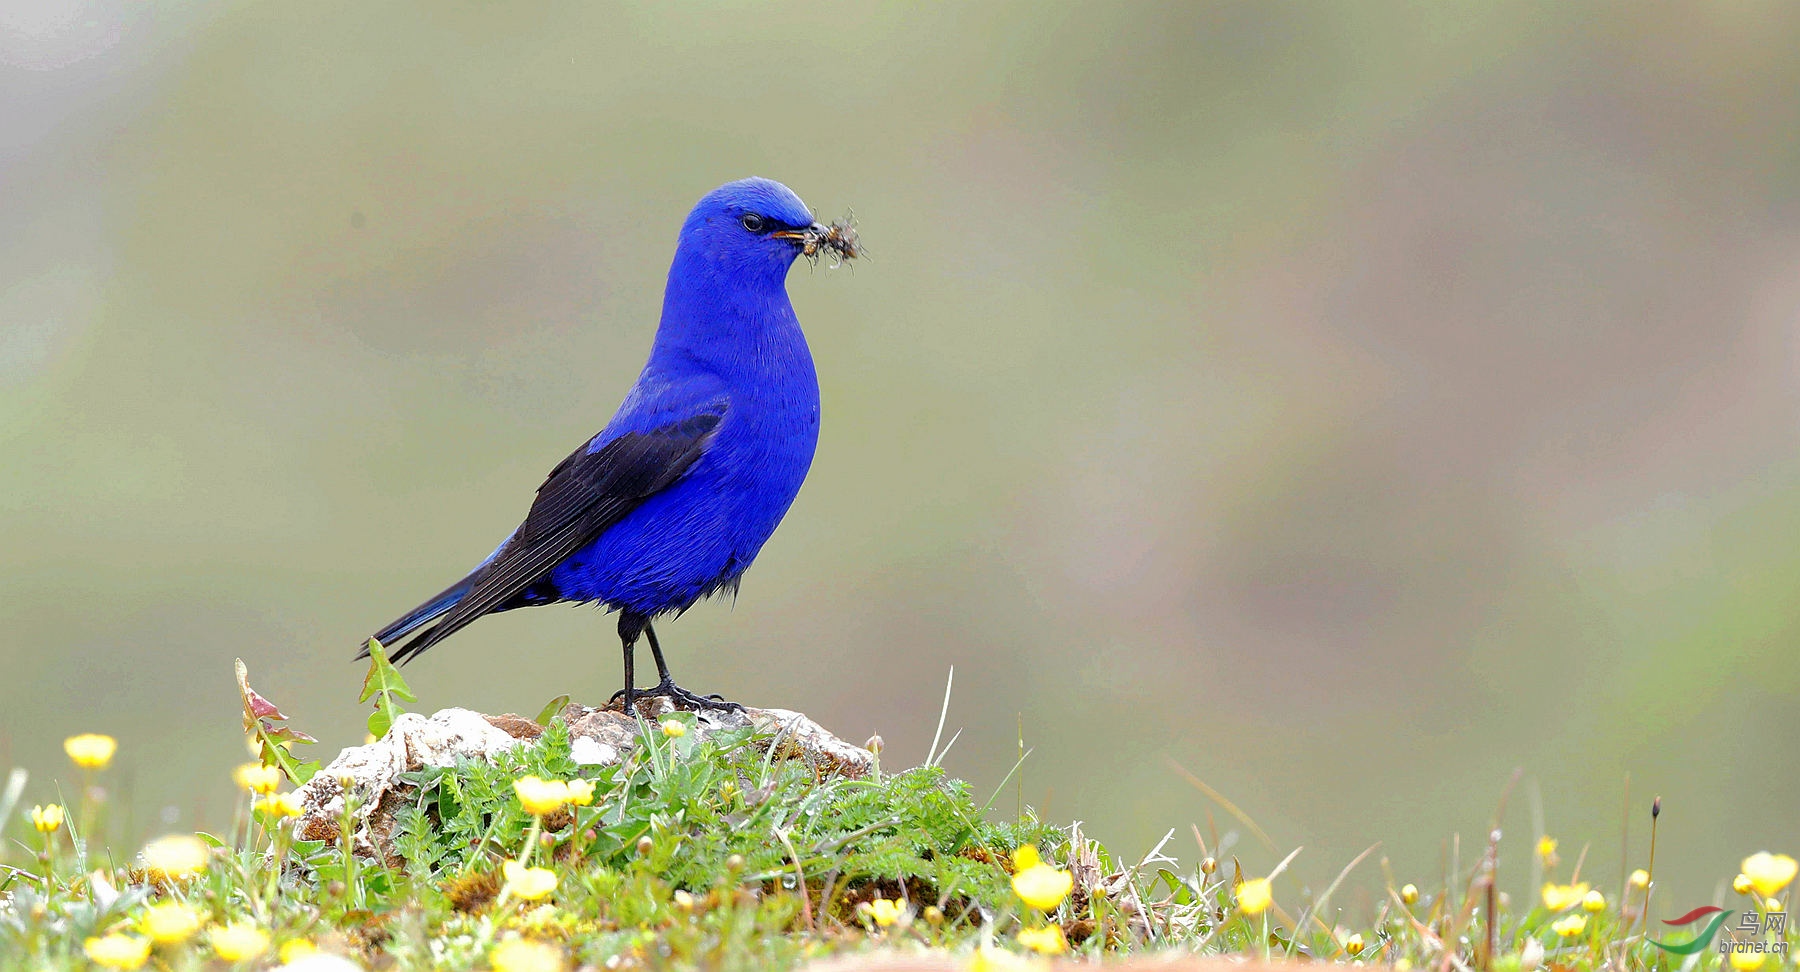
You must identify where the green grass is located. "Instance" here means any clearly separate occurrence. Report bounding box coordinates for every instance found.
[1,662,1795,970]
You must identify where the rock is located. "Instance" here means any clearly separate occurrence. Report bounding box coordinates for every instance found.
[293,708,527,855]
[558,697,877,780]
[293,698,873,861]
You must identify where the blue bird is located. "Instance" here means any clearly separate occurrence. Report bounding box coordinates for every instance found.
[359,178,854,710]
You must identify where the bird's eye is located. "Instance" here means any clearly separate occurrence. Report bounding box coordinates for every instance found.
[740,213,767,233]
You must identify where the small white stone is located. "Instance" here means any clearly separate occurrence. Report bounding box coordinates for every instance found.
[570,736,620,765]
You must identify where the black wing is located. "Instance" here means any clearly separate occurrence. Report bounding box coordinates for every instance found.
[385,410,724,664]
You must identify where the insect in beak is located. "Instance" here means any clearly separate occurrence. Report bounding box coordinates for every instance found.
[774,219,859,265]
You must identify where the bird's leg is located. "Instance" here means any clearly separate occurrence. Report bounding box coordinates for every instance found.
[607,615,739,712]
[638,622,743,712]
[645,623,676,684]
[610,612,644,710]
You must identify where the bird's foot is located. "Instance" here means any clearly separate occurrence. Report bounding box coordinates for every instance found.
[609,679,745,714]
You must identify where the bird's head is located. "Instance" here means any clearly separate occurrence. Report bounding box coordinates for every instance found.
[675,178,854,283]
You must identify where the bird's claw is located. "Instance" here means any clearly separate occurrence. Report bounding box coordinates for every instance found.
[612,679,744,714]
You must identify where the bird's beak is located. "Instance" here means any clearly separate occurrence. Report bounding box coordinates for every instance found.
[770,223,828,252]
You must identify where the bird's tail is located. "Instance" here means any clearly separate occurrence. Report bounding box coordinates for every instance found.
[356,575,476,663]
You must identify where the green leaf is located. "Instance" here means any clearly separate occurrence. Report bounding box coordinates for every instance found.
[535,693,571,726]
[236,658,319,785]
[1157,867,1193,904]
[360,638,417,738]
[260,737,320,785]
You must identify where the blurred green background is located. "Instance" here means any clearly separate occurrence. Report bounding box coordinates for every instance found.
[3,2,1798,909]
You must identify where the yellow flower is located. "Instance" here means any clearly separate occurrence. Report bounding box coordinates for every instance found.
[140,901,205,944]
[84,934,151,970]
[1552,914,1587,937]
[277,940,318,964]
[1735,873,1756,895]
[30,803,64,833]
[141,834,210,878]
[1537,836,1558,861]
[1541,882,1590,911]
[1345,933,1365,956]
[491,938,565,972]
[208,922,270,961]
[1742,852,1798,897]
[512,776,570,816]
[257,792,304,818]
[1628,869,1650,889]
[65,734,118,770]
[865,897,904,927]
[1017,924,1067,954]
[1731,952,1767,972]
[565,779,595,807]
[1237,877,1273,916]
[660,719,687,738]
[1581,889,1606,913]
[1010,846,1073,911]
[1401,883,1419,905]
[502,860,558,901]
[233,763,281,795]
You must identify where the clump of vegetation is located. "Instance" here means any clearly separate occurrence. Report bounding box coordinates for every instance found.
[0,659,1795,970]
